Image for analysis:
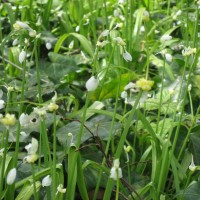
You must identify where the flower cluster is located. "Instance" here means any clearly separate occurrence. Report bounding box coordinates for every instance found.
[23,137,39,163]
[136,78,154,91]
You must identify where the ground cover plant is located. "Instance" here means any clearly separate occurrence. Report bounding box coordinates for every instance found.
[1,0,200,199]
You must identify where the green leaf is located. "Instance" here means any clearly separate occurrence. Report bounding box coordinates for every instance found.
[40,52,78,84]
[15,181,41,200]
[54,33,94,57]
[91,72,137,101]
[183,181,200,200]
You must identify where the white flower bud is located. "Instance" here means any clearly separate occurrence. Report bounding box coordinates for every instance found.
[160,35,172,42]
[85,76,99,92]
[123,51,132,62]
[110,159,123,180]
[165,53,172,62]
[42,175,52,187]
[12,39,18,46]
[7,168,17,185]
[0,99,5,109]
[19,50,26,63]
[46,42,52,50]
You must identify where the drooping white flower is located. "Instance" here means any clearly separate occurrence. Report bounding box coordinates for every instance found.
[12,39,18,46]
[29,30,37,37]
[160,35,172,42]
[123,51,132,62]
[19,50,26,64]
[56,184,66,194]
[101,30,110,37]
[75,26,80,32]
[33,106,47,117]
[0,90,5,109]
[85,76,99,92]
[69,40,74,49]
[46,42,52,50]
[42,175,52,187]
[6,168,17,185]
[165,53,172,62]
[19,113,29,126]
[13,21,30,31]
[25,138,38,155]
[182,47,197,56]
[23,138,39,163]
[121,91,127,99]
[110,159,123,180]
[189,155,197,172]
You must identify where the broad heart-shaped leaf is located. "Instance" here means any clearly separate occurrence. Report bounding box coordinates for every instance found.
[40,52,78,84]
[56,115,122,147]
[91,72,138,101]
[183,181,200,200]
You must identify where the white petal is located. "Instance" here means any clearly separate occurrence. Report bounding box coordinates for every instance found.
[42,175,52,187]
[19,50,26,63]
[0,100,5,109]
[7,168,17,185]
[160,35,172,42]
[85,76,99,92]
[165,53,172,62]
[19,113,29,126]
[123,51,132,62]
[46,42,52,50]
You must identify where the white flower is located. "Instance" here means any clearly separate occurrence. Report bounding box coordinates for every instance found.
[188,84,192,92]
[19,50,26,63]
[160,35,172,42]
[75,26,80,32]
[19,113,29,126]
[124,82,136,90]
[69,40,74,49]
[25,138,38,155]
[13,21,30,30]
[110,159,123,180]
[56,184,66,194]
[165,53,172,62]
[48,102,59,112]
[182,47,197,56]
[140,26,145,33]
[29,30,37,37]
[7,168,17,185]
[85,76,99,91]
[118,0,126,4]
[12,39,18,46]
[23,138,39,163]
[101,30,109,37]
[46,42,52,50]
[96,40,109,48]
[121,91,127,99]
[0,100,5,109]
[123,51,132,62]
[42,175,52,187]
[33,107,47,117]
[0,90,5,109]
[189,155,197,172]
[113,37,126,46]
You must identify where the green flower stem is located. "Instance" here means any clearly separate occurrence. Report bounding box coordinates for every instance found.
[52,111,57,199]
[115,174,119,200]
[13,48,27,166]
[0,129,9,196]
[31,164,39,200]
